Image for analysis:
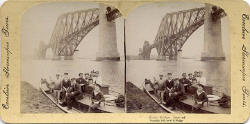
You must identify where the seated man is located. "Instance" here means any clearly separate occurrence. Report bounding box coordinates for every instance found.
[53,74,62,103]
[76,73,88,93]
[60,73,71,104]
[65,78,81,110]
[166,78,184,110]
[84,73,90,81]
[188,78,198,94]
[42,77,55,93]
[145,78,159,95]
[179,73,192,94]
[93,71,103,86]
[187,73,194,83]
[88,83,105,112]
[193,84,208,111]
[157,74,166,102]
[197,71,207,86]
[164,73,174,102]
[84,78,95,95]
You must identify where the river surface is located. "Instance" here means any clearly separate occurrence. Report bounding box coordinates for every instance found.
[126,58,231,96]
[22,58,125,94]
[22,57,231,96]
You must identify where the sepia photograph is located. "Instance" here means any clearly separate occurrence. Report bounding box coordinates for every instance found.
[1,0,250,123]
[21,2,125,113]
[125,2,231,113]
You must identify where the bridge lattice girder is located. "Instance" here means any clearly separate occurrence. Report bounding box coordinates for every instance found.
[153,7,226,57]
[49,8,99,56]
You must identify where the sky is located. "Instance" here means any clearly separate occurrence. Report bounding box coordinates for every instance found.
[125,2,230,58]
[21,2,124,59]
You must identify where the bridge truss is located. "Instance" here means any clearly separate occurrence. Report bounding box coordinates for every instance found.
[46,7,121,57]
[143,6,226,59]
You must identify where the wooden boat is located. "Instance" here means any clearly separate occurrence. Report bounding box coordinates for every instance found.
[143,81,230,114]
[40,81,80,113]
[142,81,184,113]
[40,80,124,113]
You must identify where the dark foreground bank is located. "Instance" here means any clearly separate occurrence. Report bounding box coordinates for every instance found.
[21,81,63,113]
[126,82,166,113]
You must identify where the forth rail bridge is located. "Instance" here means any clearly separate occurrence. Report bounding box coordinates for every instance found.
[37,4,226,61]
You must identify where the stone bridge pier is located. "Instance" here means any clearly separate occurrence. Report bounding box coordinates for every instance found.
[96,4,120,61]
[201,4,225,60]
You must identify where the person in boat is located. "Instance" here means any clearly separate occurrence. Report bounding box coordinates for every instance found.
[193,71,199,78]
[188,78,199,94]
[179,73,192,94]
[156,74,166,102]
[88,83,105,112]
[93,71,103,86]
[164,73,174,100]
[44,76,57,93]
[76,73,88,93]
[53,74,62,103]
[85,78,95,95]
[188,73,194,82]
[90,70,96,79]
[192,84,208,111]
[196,71,207,86]
[166,78,184,110]
[65,78,82,110]
[150,77,159,95]
[84,73,90,81]
[60,73,71,104]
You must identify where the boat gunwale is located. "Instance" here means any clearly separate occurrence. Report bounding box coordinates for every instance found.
[142,81,176,113]
[40,82,78,113]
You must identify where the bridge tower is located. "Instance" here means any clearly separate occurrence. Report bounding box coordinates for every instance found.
[201,4,225,60]
[96,4,120,61]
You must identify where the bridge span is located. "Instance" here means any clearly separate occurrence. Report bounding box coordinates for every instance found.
[139,4,227,61]
[37,4,121,60]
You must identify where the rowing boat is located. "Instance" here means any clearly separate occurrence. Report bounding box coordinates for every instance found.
[142,81,184,113]
[40,80,124,113]
[40,81,80,113]
[143,81,230,114]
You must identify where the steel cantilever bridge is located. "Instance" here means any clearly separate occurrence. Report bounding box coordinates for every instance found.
[37,7,121,59]
[140,5,227,60]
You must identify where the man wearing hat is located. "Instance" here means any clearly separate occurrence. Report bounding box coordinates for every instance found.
[76,73,88,93]
[157,74,166,103]
[93,71,103,86]
[179,73,191,93]
[193,83,208,111]
[167,78,184,110]
[60,73,71,104]
[84,73,90,81]
[53,74,62,103]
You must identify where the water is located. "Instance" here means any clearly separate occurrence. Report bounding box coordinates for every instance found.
[126,58,231,96]
[22,57,231,96]
[22,58,125,94]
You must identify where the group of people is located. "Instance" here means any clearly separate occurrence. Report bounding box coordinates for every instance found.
[43,70,105,111]
[146,71,208,110]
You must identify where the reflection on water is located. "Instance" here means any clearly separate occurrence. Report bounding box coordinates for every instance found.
[22,58,125,94]
[126,58,231,96]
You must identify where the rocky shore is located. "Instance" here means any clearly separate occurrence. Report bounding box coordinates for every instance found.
[126,82,165,113]
[21,81,63,113]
